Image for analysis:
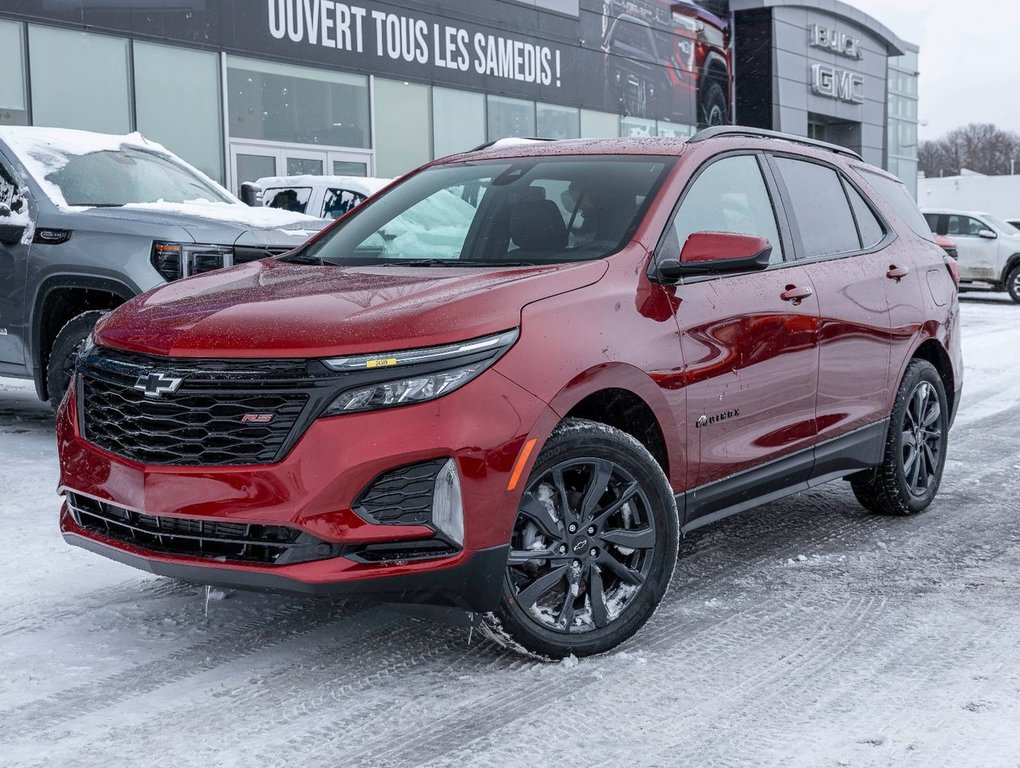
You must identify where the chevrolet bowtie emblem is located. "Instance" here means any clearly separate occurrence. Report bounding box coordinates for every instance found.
[133,372,184,397]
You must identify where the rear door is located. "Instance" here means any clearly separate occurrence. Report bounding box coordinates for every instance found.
[768,155,897,454]
[659,152,820,513]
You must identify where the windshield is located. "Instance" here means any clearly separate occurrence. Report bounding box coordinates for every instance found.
[47,147,234,207]
[296,157,672,267]
[984,214,1020,235]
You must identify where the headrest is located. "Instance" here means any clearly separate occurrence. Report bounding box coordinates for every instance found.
[510,199,568,251]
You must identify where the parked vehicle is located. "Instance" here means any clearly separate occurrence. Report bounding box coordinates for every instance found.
[0,127,329,404]
[252,175,390,220]
[58,127,961,658]
[1006,218,1020,232]
[923,208,1020,302]
[601,0,730,128]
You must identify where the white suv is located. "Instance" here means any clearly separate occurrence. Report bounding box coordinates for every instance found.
[923,209,1020,302]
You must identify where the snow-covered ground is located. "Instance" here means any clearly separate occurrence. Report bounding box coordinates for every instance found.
[1,295,1018,767]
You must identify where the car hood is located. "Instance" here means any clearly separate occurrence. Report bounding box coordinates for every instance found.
[79,202,328,246]
[95,258,608,358]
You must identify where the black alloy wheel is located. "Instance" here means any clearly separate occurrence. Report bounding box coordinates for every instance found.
[901,380,943,497]
[483,419,678,658]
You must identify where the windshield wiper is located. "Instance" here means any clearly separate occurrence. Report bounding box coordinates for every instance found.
[279,250,324,266]
[375,259,536,268]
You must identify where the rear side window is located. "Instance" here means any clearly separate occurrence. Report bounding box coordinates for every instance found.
[844,182,885,248]
[774,157,859,258]
[322,188,367,219]
[857,168,936,242]
[923,213,941,234]
[670,154,785,264]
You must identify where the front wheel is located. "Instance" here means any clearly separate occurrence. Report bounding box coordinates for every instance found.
[46,310,105,408]
[851,359,949,515]
[482,419,679,658]
[1006,264,1020,303]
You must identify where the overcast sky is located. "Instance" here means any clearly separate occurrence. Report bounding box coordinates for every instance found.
[849,0,1020,140]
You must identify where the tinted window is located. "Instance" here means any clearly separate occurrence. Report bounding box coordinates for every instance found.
[301,157,671,266]
[946,215,987,237]
[670,154,784,264]
[265,187,311,214]
[923,213,941,233]
[844,182,885,248]
[858,168,936,242]
[775,157,858,258]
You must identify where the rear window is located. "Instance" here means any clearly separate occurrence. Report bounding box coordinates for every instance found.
[844,182,885,248]
[857,168,936,242]
[774,157,859,258]
[299,156,673,267]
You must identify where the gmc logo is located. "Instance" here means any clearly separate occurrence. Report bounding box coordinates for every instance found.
[241,413,275,424]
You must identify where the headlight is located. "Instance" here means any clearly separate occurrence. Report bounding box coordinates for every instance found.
[321,329,518,416]
[151,241,233,281]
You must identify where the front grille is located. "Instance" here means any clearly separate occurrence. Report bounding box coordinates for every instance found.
[354,459,448,526]
[77,346,327,466]
[67,493,343,565]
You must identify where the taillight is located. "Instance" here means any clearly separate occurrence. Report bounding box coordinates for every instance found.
[945,255,960,287]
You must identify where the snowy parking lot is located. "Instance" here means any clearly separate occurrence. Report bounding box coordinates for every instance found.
[1,295,1019,768]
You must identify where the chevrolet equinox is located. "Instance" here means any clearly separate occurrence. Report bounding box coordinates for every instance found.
[57,127,962,658]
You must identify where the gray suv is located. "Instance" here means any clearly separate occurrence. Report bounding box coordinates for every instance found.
[0,127,327,403]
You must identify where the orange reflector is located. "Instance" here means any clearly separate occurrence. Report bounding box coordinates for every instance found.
[507,437,538,491]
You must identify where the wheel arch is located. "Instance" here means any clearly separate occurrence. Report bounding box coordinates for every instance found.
[1000,253,1020,284]
[30,274,136,399]
[543,364,682,485]
[910,338,956,419]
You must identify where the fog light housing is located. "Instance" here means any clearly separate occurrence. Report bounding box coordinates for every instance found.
[432,458,464,547]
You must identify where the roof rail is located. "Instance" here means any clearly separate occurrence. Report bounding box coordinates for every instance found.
[688,126,863,161]
[469,137,557,152]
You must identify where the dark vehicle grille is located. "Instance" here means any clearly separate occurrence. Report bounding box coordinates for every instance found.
[77,346,329,466]
[355,459,448,526]
[66,493,343,565]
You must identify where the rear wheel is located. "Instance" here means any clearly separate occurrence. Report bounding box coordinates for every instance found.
[46,310,105,408]
[482,419,678,658]
[851,359,948,515]
[1006,264,1020,303]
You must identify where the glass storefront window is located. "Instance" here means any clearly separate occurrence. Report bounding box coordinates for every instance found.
[375,79,431,178]
[0,21,27,126]
[134,41,223,183]
[226,56,369,149]
[580,109,620,138]
[236,154,276,186]
[537,103,579,139]
[656,120,694,138]
[29,25,131,134]
[621,116,656,138]
[487,96,535,140]
[433,88,485,158]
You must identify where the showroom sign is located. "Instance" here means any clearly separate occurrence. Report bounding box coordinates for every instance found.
[810,63,864,103]
[266,1,563,87]
[808,23,863,60]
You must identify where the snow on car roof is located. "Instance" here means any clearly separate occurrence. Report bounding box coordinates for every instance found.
[119,200,323,230]
[254,175,392,197]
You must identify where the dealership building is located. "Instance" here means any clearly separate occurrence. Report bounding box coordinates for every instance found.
[0,0,918,196]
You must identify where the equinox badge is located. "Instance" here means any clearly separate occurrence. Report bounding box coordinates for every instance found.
[133,372,183,398]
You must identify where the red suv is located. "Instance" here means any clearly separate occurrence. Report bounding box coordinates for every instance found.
[57,127,962,658]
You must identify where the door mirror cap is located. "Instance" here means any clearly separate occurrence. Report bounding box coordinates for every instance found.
[657,231,773,280]
[239,182,262,207]
[977,228,997,239]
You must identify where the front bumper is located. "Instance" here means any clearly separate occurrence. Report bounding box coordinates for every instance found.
[57,369,555,612]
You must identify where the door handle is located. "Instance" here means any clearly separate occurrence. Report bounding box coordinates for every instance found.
[780,285,813,304]
[886,265,910,281]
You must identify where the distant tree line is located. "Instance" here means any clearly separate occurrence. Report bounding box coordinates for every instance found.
[918,123,1020,177]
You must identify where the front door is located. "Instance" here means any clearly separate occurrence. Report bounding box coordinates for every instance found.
[660,153,820,517]
[229,142,374,196]
[0,157,30,367]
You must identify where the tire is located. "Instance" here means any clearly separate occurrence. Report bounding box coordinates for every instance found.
[699,80,728,128]
[482,418,679,659]
[1007,264,1020,303]
[851,359,949,515]
[46,310,105,407]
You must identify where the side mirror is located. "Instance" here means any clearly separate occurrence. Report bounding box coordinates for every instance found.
[657,231,772,280]
[0,203,27,246]
[239,182,262,207]
[977,228,997,239]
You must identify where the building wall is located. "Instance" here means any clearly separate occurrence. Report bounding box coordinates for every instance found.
[887,46,920,197]
[919,174,1020,219]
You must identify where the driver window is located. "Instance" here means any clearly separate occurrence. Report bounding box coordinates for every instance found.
[0,160,26,216]
[670,155,784,264]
